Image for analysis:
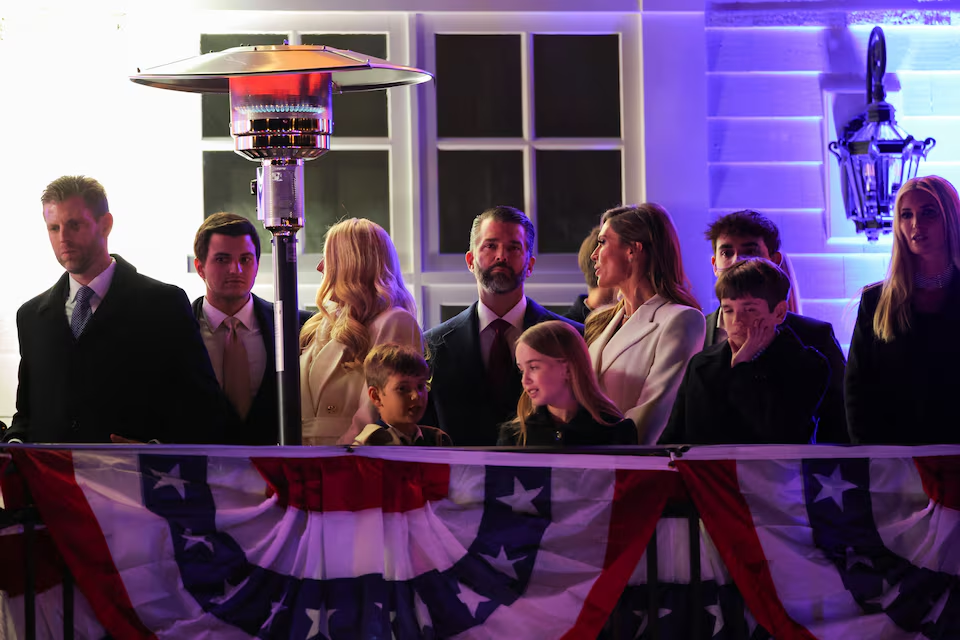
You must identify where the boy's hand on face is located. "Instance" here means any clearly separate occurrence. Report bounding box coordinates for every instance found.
[730,316,776,367]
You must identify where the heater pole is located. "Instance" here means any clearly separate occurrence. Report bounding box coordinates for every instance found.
[273,230,302,445]
[258,159,305,446]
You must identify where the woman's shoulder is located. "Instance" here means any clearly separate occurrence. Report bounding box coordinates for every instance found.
[860,281,884,305]
[372,305,418,323]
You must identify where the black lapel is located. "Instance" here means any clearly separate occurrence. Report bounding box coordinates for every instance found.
[704,308,719,347]
[36,273,73,340]
[439,304,486,387]
[80,255,136,336]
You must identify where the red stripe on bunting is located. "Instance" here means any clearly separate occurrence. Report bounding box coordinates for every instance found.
[914,456,960,510]
[0,527,64,597]
[560,470,687,640]
[252,455,451,512]
[10,449,157,640]
[676,459,818,640]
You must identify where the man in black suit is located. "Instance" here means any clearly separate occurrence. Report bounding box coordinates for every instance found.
[191,213,313,446]
[702,210,849,443]
[4,175,232,444]
[424,206,583,446]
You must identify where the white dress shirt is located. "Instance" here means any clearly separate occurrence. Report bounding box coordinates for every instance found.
[199,296,266,401]
[64,259,117,322]
[477,297,527,369]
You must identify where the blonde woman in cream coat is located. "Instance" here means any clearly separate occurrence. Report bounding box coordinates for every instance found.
[299,219,423,445]
[586,204,705,444]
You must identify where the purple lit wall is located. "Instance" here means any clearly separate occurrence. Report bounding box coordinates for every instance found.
[649,2,960,352]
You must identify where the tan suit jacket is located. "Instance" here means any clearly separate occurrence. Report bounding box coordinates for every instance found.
[588,296,705,444]
[300,306,423,445]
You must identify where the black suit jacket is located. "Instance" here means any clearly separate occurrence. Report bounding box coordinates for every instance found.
[192,294,314,446]
[563,294,590,324]
[660,326,830,445]
[846,281,960,444]
[704,308,849,443]
[423,298,583,446]
[6,255,233,444]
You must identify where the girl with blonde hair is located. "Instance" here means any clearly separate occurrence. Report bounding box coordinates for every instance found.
[586,203,705,444]
[500,321,636,446]
[846,175,960,444]
[299,218,423,445]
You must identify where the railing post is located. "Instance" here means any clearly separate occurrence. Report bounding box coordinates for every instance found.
[23,518,36,640]
[63,569,74,640]
[688,506,702,640]
[646,519,659,639]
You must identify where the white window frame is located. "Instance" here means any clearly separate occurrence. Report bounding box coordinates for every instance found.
[192,11,421,309]
[417,12,642,327]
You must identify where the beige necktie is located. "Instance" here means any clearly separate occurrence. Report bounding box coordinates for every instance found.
[222,317,252,420]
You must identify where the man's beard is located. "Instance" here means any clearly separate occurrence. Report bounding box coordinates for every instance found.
[477,262,527,294]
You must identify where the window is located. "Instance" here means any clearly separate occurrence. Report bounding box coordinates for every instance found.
[191,12,641,328]
[418,13,641,328]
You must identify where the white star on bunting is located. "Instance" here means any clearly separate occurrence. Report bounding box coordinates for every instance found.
[867,579,901,610]
[497,477,543,515]
[705,603,725,637]
[844,546,874,570]
[151,464,187,499]
[305,606,335,639]
[922,588,949,625]
[480,546,520,581]
[209,576,246,605]
[456,583,489,618]
[632,607,672,639]
[181,529,214,553]
[263,599,287,631]
[813,466,857,511]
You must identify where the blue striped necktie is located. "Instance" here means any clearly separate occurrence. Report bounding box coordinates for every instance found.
[71,285,94,338]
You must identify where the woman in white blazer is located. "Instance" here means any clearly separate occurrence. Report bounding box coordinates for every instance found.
[586,204,706,444]
[299,219,423,445]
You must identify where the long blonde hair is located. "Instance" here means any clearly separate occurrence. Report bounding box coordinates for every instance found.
[506,321,624,445]
[299,219,417,368]
[873,175,960,342]
[585,204,700,345]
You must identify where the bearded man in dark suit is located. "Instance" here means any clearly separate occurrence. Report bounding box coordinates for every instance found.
[423,206,582,446]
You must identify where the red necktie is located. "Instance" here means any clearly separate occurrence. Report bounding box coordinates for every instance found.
[487,318,513,400]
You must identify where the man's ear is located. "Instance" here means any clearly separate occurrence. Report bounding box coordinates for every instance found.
[465,251,475,272]
[194,257,205,280]
[773,300,788,324]
[99,212,114,238]
[367,386,382,409]
[524,254,536,277]
[711,254,719,276]
[771,251,783,268]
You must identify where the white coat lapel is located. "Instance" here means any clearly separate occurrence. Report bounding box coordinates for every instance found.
[594,296,666,376]
[300,317,347,417]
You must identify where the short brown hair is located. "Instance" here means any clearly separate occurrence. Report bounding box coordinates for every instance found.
[364,343,429,390]
[704,210,781,254]
[715,258,791,312]
[41,176,109,219]
[468,206,535,258]
[578,225,601,289]
[194,212,261,264]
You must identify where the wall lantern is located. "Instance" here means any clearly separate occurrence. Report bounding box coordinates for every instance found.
[131,45,433,445]
[829,27,935,242]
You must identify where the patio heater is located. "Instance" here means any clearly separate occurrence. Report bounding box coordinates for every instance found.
[131,45,432,445]
[829,27,935,241]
